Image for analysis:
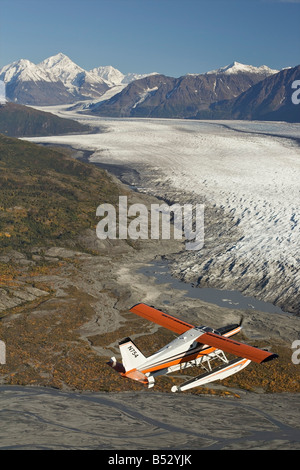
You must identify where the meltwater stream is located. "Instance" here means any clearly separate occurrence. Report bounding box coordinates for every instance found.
[139,258,288,315]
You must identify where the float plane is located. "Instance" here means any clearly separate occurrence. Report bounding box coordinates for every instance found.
[107,303,278,392]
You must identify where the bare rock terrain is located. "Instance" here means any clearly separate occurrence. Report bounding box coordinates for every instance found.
[0,182,299,449]
[0,386,300,450]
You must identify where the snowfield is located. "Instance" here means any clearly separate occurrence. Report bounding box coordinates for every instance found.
[25,114,300,314]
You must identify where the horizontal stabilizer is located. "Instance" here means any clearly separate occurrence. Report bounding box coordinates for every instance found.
[107,355,148,385]
[216,324,241,337]
[199,332,278,364]
[107,357,126,374]
[130,303,194,334]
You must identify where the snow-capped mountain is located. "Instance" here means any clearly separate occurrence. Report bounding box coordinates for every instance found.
[0,53,157,105]
[205,61,279,76]
[90,65,158,87]
[89,65,125,87]
[39,53,84,81]
[0,56,74,106]
[121,72,159,85]
[38,53,109,91]
[0,58,53,84]
[0,54,106,105]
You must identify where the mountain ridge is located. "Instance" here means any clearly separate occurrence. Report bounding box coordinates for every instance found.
[193,64,300,123]
[1,53,298,122]
[1,53,281,106]
[0,53,159,105]
[0,102,90,137]
[88,65,279,119]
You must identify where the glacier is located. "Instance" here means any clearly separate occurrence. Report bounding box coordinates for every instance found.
[25,113,300,314]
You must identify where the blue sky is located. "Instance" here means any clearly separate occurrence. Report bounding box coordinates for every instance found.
[1,0,299,76]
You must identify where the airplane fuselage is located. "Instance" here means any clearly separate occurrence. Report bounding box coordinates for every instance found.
[122,325,241,380]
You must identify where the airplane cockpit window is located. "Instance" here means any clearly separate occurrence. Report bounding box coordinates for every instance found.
[196,326,221,335]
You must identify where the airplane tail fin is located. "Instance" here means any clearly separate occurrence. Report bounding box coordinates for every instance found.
[107,338,152,387]
[119,337,147,372]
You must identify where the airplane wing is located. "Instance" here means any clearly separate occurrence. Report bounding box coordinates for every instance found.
[129,303,194,335]
[199,331,278,364]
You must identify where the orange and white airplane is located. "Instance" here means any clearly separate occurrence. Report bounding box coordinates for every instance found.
[107,303,278,392]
